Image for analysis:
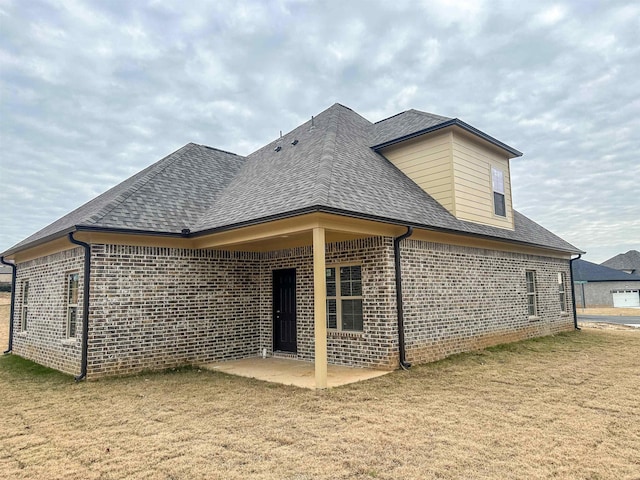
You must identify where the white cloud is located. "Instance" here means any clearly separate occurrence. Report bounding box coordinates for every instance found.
[0,0,638,262]
[532,4,568,27]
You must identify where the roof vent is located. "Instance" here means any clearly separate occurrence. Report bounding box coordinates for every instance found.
[291,139,298,146]
[181,228,191,236]
[274,145,282,152]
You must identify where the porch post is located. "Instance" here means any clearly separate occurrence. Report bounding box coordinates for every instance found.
[313,227,327,389]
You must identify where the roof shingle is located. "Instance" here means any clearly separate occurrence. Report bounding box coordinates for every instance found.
[4,103,580,255]
[572,259,640,282]
[601,250,640,274]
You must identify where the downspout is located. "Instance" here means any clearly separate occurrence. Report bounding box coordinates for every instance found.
[0,257,16,354]
[569,254,582,331]
[68,232,91,381]
[393,226,414,370]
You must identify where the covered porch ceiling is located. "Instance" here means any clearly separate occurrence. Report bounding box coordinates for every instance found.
[191,212,408,252]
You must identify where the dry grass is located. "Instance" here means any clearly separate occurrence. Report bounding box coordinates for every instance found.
[1,300,640,479]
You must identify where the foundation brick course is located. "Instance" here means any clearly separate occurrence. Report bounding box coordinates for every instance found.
[10,236,575,378]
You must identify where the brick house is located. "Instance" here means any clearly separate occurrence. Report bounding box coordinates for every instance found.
[1,103,582,387]
[571,258,640,308]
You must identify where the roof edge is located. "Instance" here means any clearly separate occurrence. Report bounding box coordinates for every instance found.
[1,227,78,258]
[1,225,187,258]
[3,207,581,258]
[191,205,582,255]
[372,119,523,158]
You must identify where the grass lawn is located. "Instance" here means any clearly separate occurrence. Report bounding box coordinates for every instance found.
[1,296,639,479]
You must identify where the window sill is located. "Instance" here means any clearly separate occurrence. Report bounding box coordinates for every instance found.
[560,312,570,317]
[16,331,28,337]
[328,330,363,339]
[528,316,540,322]
[61,338,78,346]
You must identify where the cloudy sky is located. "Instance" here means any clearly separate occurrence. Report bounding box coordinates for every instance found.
[1,0,638,263]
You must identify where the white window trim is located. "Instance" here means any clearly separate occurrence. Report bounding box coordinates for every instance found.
[66,272,79,338]
[326,263,364,332]
[526,270,538,318]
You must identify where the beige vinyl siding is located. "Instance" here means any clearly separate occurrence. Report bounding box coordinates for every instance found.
[382,131,455,214]
[380,126,515,231]
[452,130,514,230]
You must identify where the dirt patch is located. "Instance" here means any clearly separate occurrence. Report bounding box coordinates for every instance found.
[1,309,639,479]
[0,304,8,350]
[0,291,10,306]
[578,321,639,331]
[578,307,640,316]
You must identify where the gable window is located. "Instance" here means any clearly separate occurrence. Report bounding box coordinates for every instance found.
[492,167,506,217]
[526,271,538,317]
[326,265,363,332]
[21,280,29,331]
[558,272,567,313]
[67,272,79,338]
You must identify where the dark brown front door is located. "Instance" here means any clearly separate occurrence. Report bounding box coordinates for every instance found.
[273,268,297,353]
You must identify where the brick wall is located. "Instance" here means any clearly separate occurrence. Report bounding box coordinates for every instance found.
[11,236,575,378]
[400,240,574,364]
[88,245,261,377]
[12,248,84,375]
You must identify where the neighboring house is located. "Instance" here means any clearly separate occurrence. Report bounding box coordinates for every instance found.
[571,259,640,308]
[1,103,582,387]
[0,265,12,290]
[601,250,640,275]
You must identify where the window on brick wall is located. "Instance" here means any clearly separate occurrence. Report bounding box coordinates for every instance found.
[326,265,363,332]
[558,272,567,313]
[526,270,538,317]
[21,280,29,331]
[67,272,79,338]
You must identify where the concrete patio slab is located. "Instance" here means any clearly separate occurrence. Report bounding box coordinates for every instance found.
[202,357,391,389]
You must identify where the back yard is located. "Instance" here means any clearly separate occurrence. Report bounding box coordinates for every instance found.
[1,294,639,479]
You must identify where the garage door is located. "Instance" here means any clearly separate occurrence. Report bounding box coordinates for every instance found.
[612,290,640,308]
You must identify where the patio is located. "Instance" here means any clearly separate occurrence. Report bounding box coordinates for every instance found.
[202,356,391,389]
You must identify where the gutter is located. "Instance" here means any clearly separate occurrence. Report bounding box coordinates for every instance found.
[569,254,582,330]
[0,257,16,354]
[0,225,184,258]
[371,119,524,158]
[68,232,91,381]
[190,205,582,256]
[393,226,414,369]
[3,206,582,260]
